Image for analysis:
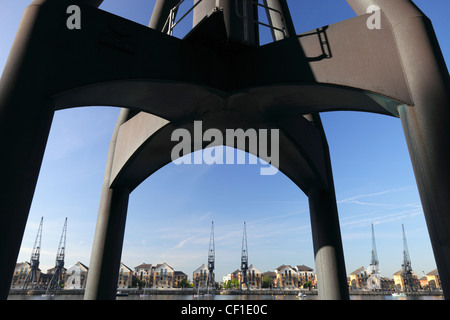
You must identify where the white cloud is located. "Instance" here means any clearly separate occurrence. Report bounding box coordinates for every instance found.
[174,236,197,249]
[338,186,415,204]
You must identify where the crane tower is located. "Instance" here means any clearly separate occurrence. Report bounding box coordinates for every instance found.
[401,224,416,292]
[47,218,67,291]
[23,217,43,290]
[207,221,215,288]
[240,222,249,291]
[366,223,381,290]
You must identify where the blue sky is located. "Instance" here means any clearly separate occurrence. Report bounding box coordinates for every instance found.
[2,0,449,283]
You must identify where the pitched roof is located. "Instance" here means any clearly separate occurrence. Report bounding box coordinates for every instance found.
[69,261,88,271]
[193,264,208,273]
[120,262,133,271]
[154,262,174,271]
[296,265,313,272]
[427,269,439,276]
[248,264,262,273]
[393,269,418,277]
[77,261,89,270]
[135,263,152,269]
[350,266,366,275]
[15,262,30,268]
[47,266,67,273]
[275,265,287,271]
[275,265,295,272]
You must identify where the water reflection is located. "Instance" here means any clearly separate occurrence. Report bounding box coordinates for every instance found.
[7,294,444,301]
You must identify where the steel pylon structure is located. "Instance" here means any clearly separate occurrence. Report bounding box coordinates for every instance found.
[47,218,67,291]
[1,0,450,300]
[366,223,381,290]
[207,221,215,288]
[240,222,249,290]
[401,224,415,292]
[23,217,43,290]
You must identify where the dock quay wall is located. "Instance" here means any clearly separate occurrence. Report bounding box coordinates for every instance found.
[9,288,443,296]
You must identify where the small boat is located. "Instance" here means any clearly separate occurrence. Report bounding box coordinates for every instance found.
[140,291,152,298]
[116,291,128,296]
[391,292,406,297]
[297,292,307,298]
[194,280,206,298]
[42,286,55,299]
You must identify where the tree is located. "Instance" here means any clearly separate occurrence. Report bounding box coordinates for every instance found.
[262,275,273,289]
[133,277,146,289]
[303,281,312,290]
[177,278,192,288]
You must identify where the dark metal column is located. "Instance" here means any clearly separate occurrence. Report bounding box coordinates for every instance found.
[149,0,181,32]
[399,101,450,299]
[308,187,349,300]
[84,1,179,299]
[306,114,349,300]
[0,4,56,300]
[84,187,130,300]
[350,0,450,299]
[263,0,296,40]
[348,0,450,300]
[84,109,132,300]
[193,0,259,45]
[396,17,450,299]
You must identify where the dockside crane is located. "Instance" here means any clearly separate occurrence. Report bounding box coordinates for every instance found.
[23,217,43,290]
[47,218,67,291]
[401,224,416,292]
[370,223,379,269]
[240,222,249,291]
[207,221,215,289]
[367,223,381,290]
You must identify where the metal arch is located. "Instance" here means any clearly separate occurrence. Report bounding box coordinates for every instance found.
[107,110,333,194]
[0,0,449,301]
